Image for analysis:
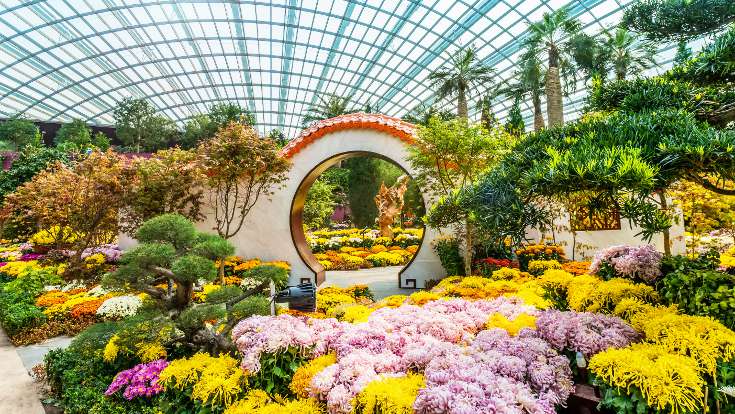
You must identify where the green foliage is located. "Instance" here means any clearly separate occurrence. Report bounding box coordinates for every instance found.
[176,304,226,334]
[301,94,356,127]
[659,256,735,329]
[342,157,393,227]
[0,145,69,203]
[229,295,271,321]
[181,102,256,149]
[106,215,232,309]
[135,213,197,250]
[432,237,465,276]
[402,104,456,126]
[54,119,91,149]
[243,265,289,290]
[669,25,735,85]
[113,97,178,152]
[249,347,308,397]
[204,285,244,304]
[191,234,235,261]
[594,379,653,414]
[428,46,495,118]
[504,97,525,136]
[0,117,41,150]
[171,255,217,283]
[622,0,735,40]
[66,321,120,359]
[303,178,336,229]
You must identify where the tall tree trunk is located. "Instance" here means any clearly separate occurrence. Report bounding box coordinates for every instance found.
[464,218,473,276]
[546,48,564,127]
[457,88,468,120]
[657,190,671,255]
[532,91,545,131]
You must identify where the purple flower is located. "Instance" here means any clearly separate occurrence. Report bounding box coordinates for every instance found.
[0,262,6,268]
[534,309,639,357]
[590,245,662,283]
[105,359,168,400]
[19,253,43,261]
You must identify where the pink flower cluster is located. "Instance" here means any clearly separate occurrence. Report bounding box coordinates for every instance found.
[590,244,663,283]
[232,297,562,414]
[104,359,168,400]
[534,310,639,357]
[414,329,573,414]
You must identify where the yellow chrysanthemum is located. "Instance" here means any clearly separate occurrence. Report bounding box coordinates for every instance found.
[290,354,337,398]
[103,335,120,362]
[408,291,440,306]
[159,353,245,408]
[486,312,537,336]
[353,373,425,414]
[589,343,705,414]
[136,342,167,362]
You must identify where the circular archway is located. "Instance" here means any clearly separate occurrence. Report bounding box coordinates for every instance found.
[194,113,446,289]
[290,151,426,286]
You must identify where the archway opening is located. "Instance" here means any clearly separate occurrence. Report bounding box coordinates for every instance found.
[290,151,426,298]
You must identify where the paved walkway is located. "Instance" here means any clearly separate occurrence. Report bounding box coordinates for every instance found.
[0,329,45,414]
[16,336,73,372]
[323,265,419,299]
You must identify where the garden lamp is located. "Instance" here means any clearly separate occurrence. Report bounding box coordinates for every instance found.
[274,282,316,312]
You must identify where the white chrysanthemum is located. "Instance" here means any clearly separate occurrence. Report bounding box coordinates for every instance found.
[96,295,143,319]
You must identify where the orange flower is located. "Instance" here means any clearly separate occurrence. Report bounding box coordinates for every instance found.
[36,291,69,307]
[70,298,104,319]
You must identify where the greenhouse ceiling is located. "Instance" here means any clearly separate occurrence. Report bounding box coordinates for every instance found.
[0,0,683,137]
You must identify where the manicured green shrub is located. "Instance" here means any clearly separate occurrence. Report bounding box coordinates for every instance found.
[228,295,270,321]
[433,237,465,276]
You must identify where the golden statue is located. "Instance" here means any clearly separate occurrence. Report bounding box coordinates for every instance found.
[374,175,410,238]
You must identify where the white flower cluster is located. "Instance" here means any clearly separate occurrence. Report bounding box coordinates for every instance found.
[96,295,143,319]
[240,277,262,290]
[87,284,112,297]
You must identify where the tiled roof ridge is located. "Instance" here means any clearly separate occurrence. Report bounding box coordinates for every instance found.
[279,113,417,158]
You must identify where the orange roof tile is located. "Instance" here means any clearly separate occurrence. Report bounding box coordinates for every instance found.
[279,113,417,159]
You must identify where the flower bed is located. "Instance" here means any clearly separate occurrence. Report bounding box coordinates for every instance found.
[35,242,735,414]
[307,228,421,270]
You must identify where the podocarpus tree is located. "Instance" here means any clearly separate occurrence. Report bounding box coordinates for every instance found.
[0,150,133,269]
[104,214,286,352]
[408,117,513,275]
[105,214,232,310]
[622,0,735,41]
[197,123,291,279]
[121,148,206,234]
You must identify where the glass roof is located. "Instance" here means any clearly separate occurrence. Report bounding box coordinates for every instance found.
[0,0,685,138]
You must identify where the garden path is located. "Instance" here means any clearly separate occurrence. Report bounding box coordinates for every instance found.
[0,329,45,414]
[323,265,419,299]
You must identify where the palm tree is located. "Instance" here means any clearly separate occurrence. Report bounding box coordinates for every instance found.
[570,32,609,83]
[500,49,546,131]
[525,6,582,127]
[602,27,657,80]
[428,47,495,119]
[402,104,455,126]
[301,94,355,127]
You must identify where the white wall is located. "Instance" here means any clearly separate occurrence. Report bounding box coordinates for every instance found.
[195,128,447,288]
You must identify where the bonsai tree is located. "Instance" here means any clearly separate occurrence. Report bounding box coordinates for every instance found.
[105,214,233,310]
[197,123,290,279]
[104,214,287,353]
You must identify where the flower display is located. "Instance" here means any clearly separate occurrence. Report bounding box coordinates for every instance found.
[158,353,246,408]
[353,373,425,414]
[96,295,144,319]
[534,309,640,357]
[590,244,663,283]
[224,389,324,414]
[589,343,705,414]
[486,312,537,336]
[561,261,591,275]
[528,259,563,275]
[290,353,337,398]
[105,359,169,400]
